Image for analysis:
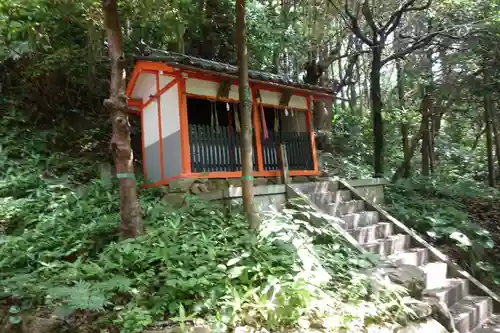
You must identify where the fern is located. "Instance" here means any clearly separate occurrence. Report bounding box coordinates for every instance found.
[46,281,109,316]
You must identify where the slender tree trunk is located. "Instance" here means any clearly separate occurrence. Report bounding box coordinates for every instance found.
[396,57,410,178]
[432,106,445,164]
[392,116,427,182]
[236,0,259,229]
[491,109,500,170]
[484,94,496,187]
[421,95,431,176]
[349,84,357,113]
[371,47,384,177]
[102,0,142,238]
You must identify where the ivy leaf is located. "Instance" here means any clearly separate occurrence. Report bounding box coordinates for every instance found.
[476,261,494,272]
[9,305,20,314]
[482,239,494,249]
[450,231,471,247]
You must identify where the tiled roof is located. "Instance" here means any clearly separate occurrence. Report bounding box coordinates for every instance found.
[135,48,333,94]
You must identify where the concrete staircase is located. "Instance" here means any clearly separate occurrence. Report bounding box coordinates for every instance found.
[293,180,500,333]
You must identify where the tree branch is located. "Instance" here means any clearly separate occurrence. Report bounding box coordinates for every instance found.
[384,0,432,36]
[335,52,360,92]
[382,32,438,65]
[361,0,379,36]
[343,0,374,46]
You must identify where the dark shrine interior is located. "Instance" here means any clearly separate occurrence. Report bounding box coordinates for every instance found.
[186,97,239,128]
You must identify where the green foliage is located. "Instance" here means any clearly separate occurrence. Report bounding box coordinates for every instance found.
[386,176,500,291]
[0,108,415,332]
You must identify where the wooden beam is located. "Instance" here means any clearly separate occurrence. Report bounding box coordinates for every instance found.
[217,79,232,99]
[277,143,290,185]
[279,89,293,107]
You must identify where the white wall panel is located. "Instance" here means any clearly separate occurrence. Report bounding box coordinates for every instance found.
[228,85,239,100]
[142,101,159,146]
[159,74,175,89]
[186,78,218,97]
[159,83,183,178]
[289,95,308,109]
[130,73,156,100]
[259,90,280,105]
[260,89,308,109]
[160,84,180,138]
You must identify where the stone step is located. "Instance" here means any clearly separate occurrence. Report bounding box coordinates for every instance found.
[328,200,365,216]
[451,296,493,333]
[425,278,469,307]
[471,314,500,333]
[361,234,411,256]
[340,211,380,230]
[295,181,339,194]
[347,222,393,244]
[388,247,429,266]
[421,261,448,290]
[308,190,352,206]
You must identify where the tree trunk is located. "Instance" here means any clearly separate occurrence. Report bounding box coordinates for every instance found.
[421,96,431,176]
[236,0,259,230]
[305,58,334,152]
[392,116,427,182]
[431,106,445,164]
[491,109,500,170]
[396,57,410,178]
[371,47,384,177]
[484,94,496,187]
[102,0,142,238]
[349,83,357,113]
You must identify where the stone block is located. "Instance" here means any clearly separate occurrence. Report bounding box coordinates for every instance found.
[253,177,268,186]
[227,178,242,187]
[169,179,195,193]
[20,315,62,333]
[292,176,309,183]
[209,179,229,191]
[396,318,448,333]
[189,181,209,194]
[163,193,186,207]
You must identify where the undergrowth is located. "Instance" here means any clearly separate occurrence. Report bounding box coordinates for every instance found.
[0,103,413,333]
[386,175,500,291]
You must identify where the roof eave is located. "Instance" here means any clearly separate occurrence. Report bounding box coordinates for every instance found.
[133,56,334,97]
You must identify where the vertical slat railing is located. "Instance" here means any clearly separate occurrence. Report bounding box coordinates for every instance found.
[188,124,258,173]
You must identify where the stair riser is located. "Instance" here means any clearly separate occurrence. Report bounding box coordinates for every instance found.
[348,223,393,244]
[309,190,352,206]
[472,315,500,332]
[388,248,429,266]
[295,182,339,194]
[361,235,411,256]
[328,201,365,216]
[427,280,469,307]
[297,182,498,333]
[341,212,380,229]
[453,297,493,333]
[422,262,448,291]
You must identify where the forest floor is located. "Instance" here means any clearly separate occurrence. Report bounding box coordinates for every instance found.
[0,105,417,333]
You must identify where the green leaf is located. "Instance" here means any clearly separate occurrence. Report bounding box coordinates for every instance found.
[8,316,22,325]
[476,261,494,272]
[482,239,494,249]
[226,257,242,267]
[449,231,471,247]
[9,305,20,314]
[227,266,246,279]
[179,303,186,321]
